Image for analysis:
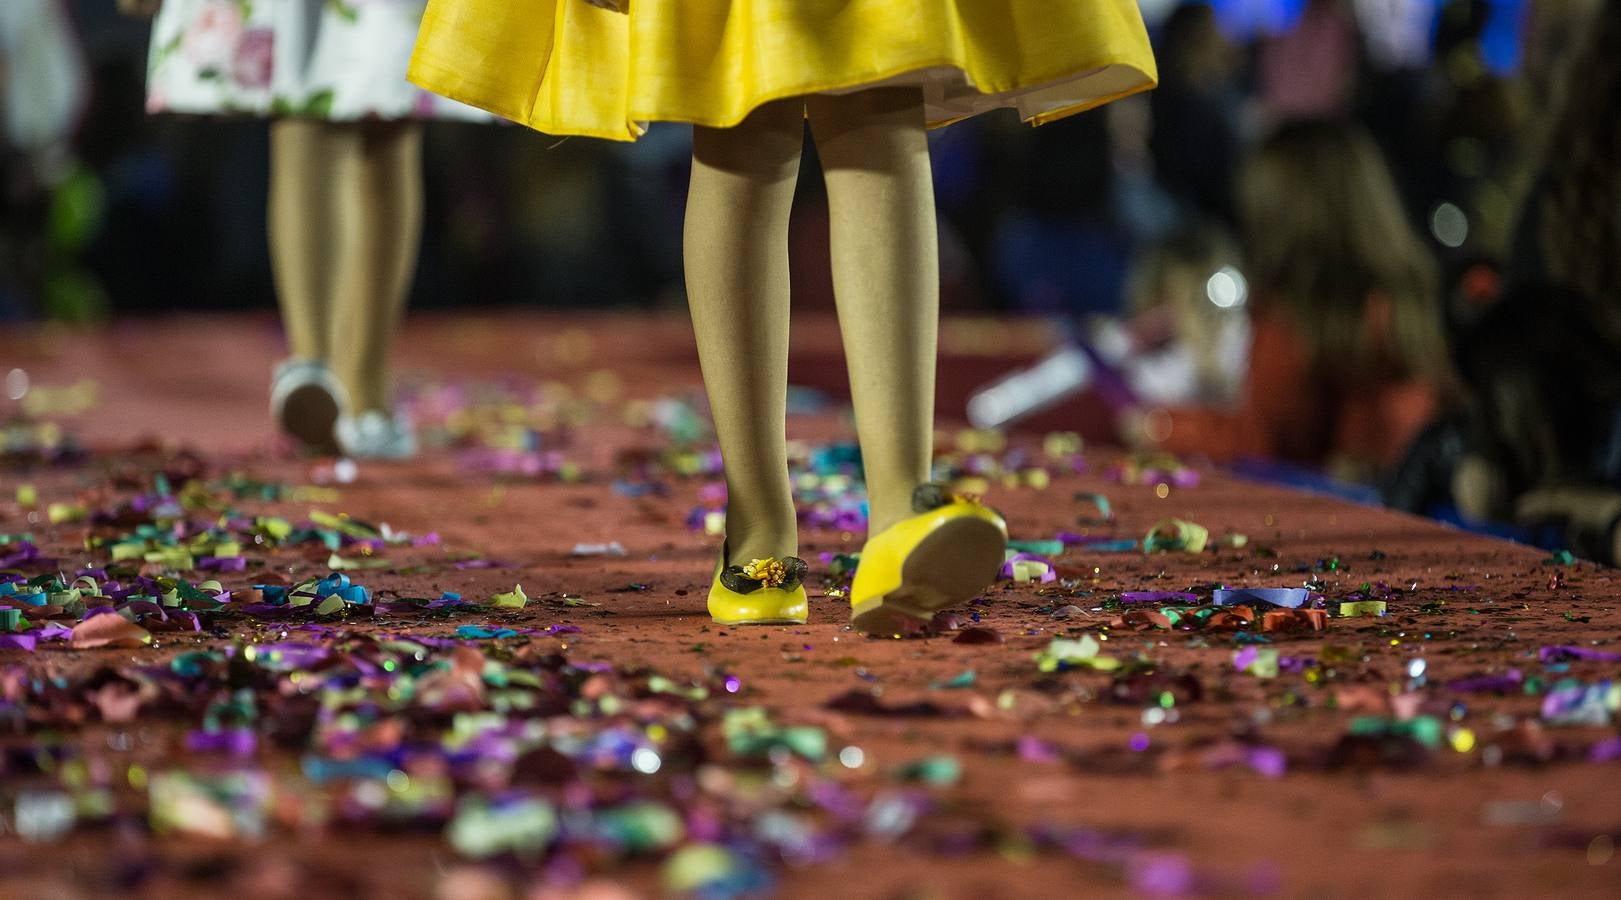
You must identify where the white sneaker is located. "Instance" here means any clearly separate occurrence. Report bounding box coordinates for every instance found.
[335,410,417,460]
[270,359,347,453]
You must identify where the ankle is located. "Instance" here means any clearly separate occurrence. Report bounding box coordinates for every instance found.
[865,499,918,538]
[722,520,799,565]
[333,370,387,414]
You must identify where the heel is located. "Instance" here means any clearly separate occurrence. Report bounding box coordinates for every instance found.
[849,490,1007,636]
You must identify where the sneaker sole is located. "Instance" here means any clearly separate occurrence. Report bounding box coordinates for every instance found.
[850,516,1007,636]
[278,382,341,454]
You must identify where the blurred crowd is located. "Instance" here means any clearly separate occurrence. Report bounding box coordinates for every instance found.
[4,0,1621,561]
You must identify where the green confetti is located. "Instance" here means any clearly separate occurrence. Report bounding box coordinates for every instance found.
[933,669,978,689]
[1035,635,1119,672]
[488,584,529,609]
[446,795,557,858]
[1008,540,1065,556]
[898,755,962,786]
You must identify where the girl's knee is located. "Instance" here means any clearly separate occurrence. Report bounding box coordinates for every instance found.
[692,99,805,175]
[806,87,925,134]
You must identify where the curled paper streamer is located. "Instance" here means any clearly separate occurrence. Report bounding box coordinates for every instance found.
[1143,519,1208,554]
[1064,537,1139,553]
[1001,553,1057,583]
[1008,539,1065,556]
[1212,588,1310,609]
[1008,561,1055,583]
[1338,600,1387,618]
[488,584,529,609]
[1261,609,1327,632]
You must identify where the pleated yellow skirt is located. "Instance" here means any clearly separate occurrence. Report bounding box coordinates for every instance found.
[408,1,1157,141]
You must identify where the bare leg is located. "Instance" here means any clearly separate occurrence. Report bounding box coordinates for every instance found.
[808,88,938,535]
[684,100,805,564]
[329,120,425,414]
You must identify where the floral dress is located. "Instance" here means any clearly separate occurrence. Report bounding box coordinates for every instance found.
[147,0,483,121]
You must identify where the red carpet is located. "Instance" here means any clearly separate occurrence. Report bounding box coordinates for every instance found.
[1,313,1617,898]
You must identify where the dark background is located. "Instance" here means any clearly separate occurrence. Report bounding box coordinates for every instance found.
[3,0,1540,321]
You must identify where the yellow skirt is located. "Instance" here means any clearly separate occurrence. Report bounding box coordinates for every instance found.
[408,1,1157,141]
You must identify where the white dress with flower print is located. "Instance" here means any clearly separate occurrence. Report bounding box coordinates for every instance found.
[146,0,483,121]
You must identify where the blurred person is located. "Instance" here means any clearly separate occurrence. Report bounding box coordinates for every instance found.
[1149,2,1244,226]
[1352,0,1438,217]
[1520,0,1601,114]
[119,0,484,458]
[1510,10,1621,342]
[966,221,1246,433]
[1443,2,1621,563]
[410,0,1154,633]
[1098,223,1248,406]
[1443,284,1621,563]
[1257,0,1362,123]
[1124,121,1451,482]
[1353,0,1434,73]
[1414,0,1527,259]
[1,1,86,173]
[988,111,1130,316]
[0,0,91,320]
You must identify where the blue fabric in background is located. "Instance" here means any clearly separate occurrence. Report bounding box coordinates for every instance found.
[1196,0,1523,74]
[1228,457,1571,555]
[993,216,1130,317]
[1226,457,1384,506]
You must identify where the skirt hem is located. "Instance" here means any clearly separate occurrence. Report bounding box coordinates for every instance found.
[410,51,1155,141]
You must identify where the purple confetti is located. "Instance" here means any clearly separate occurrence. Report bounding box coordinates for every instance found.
[1128,852,1195,897]
[34,623,72,641]
[1245,746,1287,778]
[1000,553,1058,583]
[1589,737,1621,763]
[1017,735,1062,764]
[1447,670,1523,693]
[1539,645,1621,664]
[186,729,257,756]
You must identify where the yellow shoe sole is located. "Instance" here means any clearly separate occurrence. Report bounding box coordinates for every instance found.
[850,504,1007,636]
[708,578,809,626]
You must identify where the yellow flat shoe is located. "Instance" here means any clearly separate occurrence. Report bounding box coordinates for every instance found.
[849,485,1008,636]
[707,552,810,626]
